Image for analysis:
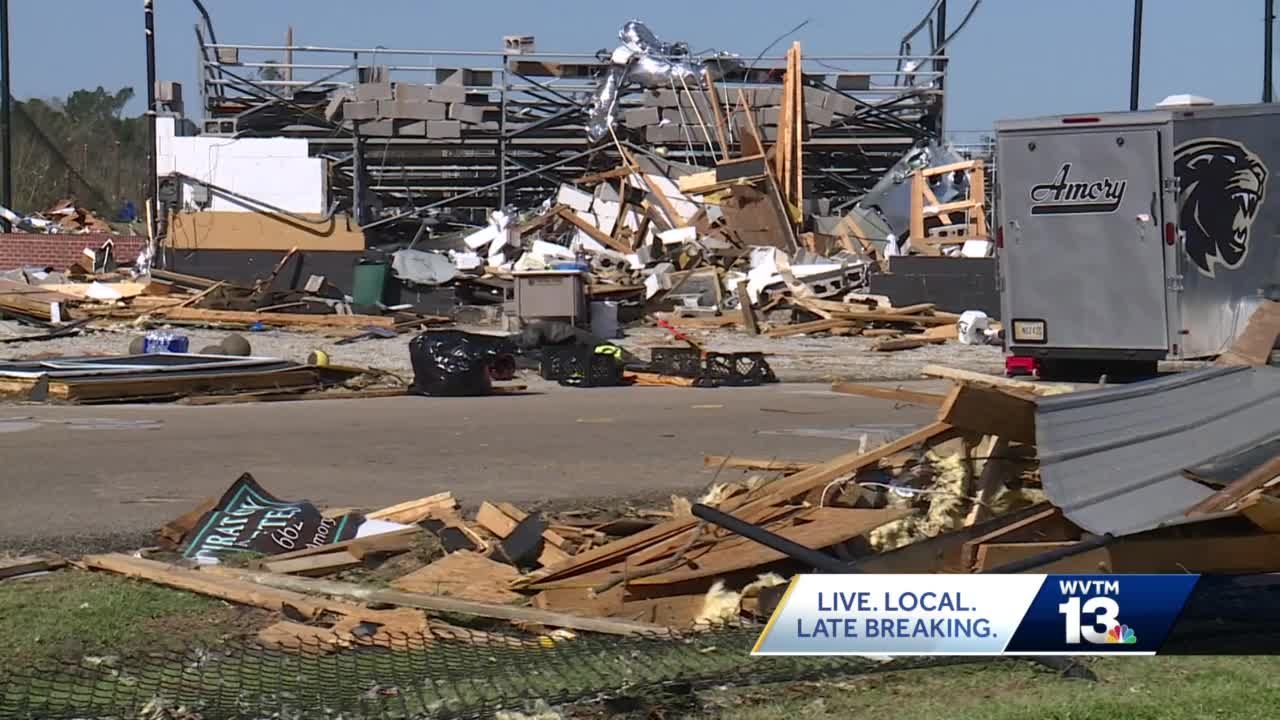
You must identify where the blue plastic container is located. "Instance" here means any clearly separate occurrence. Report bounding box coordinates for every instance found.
[142,331,190,354]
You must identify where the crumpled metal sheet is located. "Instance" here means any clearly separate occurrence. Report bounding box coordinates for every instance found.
[856,142,968,239]
[587,20,739,141]
[391,249,458,286]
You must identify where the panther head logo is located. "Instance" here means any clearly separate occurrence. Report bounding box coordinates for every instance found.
[1174,139,1268,277]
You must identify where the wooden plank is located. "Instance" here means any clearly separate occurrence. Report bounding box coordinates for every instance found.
[703,70,732,160]
[703,455,815,472]
[734,280,760,335]
[54,368,321,404]
[920,364,1076,395]
[1216,300,1280,366]
[959,507,1079,570]
[264,527,420,564]
[529,518,701,587]
[765,318,855,338]
[1238,492,1280,531]
[158,307,395,329]
[182,387,408,405]
[366,492,456,524]
[556,206,633,254]
[938,383,1037,444]
[474,502,571,566]
[923,324,960,340]
[974,542,1111,573]
[83,553,329,618]
[633,507,910,586]
[0,553,66,580]
[639,173,689,229]
[390,550,523,604]
[735,90,765,158]
[910,171,925,243]
[830,382,947,407]
[872,336,948,352]
[738,421,955,510]
[920,159,981,177]
[212,568,671,636]
[263,550,362,577]
[1187,453,1280,515]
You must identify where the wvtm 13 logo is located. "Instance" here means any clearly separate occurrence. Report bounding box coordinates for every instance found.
[1057,579,1137,645]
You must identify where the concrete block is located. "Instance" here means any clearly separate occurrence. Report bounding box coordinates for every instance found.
[325,91,351,122]
[427,120,462,139]
[429,84,467,104]
[395,82,433,101]
[358,65,389,84]
[380,99,446,120]
[646,124,684,143]
[436,68,463,85]
[355,82,393,102]
[803,86,830,108]
[462,69,495,87]
[449,102,486,124]
[834,73,871,91]
[828,93,859,116]
[344,100,379,121]
[752,88,782,106]
[361,120,396,137]
[624,106,660,128]
[805,103,836,128]
[466,91,495,105]
[397,120,427,136]
[758,106,782,127]
[643,88,678,107]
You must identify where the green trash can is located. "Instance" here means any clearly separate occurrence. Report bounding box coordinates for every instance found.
[351,260,388,307]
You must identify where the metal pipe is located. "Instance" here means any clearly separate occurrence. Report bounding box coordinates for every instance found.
[1266,0,1275,102]
[360,146,598,231]
[203,42,944,62]
[984,534,1116,574]
[690,503,855,574]
[0,0,11,227]
[1130,0,1143,111]
[144,0,158,241]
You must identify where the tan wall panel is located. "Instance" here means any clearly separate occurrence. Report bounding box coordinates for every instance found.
[165,212,365,251]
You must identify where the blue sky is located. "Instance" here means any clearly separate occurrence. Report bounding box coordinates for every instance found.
[9,0,1276,137]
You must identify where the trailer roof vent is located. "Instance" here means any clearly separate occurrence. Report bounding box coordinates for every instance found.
[1156,93,1215,108]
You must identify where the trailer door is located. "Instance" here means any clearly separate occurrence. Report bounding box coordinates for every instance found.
[999,127,1169,351]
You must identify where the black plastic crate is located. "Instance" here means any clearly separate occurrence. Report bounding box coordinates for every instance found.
[703,352,778,386]
[540,344,624,387]
[650,347,703,378]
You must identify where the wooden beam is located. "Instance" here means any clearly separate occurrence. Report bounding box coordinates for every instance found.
[263,527,419,564]
[703,70,732,160]
[366,492,456,524]
[556,207,633,254]
[157,307,395,329]
[938,383,1037,444]
[736,280,759,335]
[0,553,65,580]
[735,90,765,159]
[871,336,948,352]
[83,553,329,618]
[1187,453,1280,515]
[959,507,1079,570]
[765,318,855,338]
[830,382,947,407]
[262,550,362,577]
[1239,492,1280,531]
[920,364,1076,395]
[974,541,1111,573]
[910,170,925,242]
[703,455,816,472]
[211,568,672,636]
[1216,300,1280,366]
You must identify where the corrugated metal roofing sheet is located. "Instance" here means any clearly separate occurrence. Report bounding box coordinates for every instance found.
[1036,366,1280,536]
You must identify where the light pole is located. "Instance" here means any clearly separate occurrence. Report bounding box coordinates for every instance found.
[1130,0,1143,111]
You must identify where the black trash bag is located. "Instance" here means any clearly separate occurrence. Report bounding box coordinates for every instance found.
[409,330,518,396]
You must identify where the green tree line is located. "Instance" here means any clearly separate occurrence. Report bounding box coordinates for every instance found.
[6,85,147,217]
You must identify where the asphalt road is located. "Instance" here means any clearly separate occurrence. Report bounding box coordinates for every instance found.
[0,382,942,551]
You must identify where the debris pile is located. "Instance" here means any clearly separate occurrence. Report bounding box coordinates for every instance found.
[0,198,117,234]
[11,360,1273,651]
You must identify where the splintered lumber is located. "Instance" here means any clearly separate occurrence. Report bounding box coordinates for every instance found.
[974,542,1111,573]
[0,553,65,580]
[1238,492,1280,531]
[737,421,955,509]
[475,502,570,566]
[830,382,947,407]
[264,527,420,564]
[765,318,855,338]
[736,280,759,335]
[872,336,948,352]
[366,492,456,524]
[959,507,1080,570]
[556,206,633,254]
[263,550,362,577]
[937,383,1037,444]
[156,307,396,329]
[82,553,328,618]
[631,507,911,586]
[921,364,1076,396]
[703,455,816,472]
[1216,300,1280,366]
[390,551,522,604]
[1186,453,1280,515]
[212,568,671,636]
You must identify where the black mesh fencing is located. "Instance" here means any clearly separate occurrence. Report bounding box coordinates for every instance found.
[0,624,972,719]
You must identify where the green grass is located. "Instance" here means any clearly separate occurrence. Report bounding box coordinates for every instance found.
[0,569,258,665]
[699,655,1280,720]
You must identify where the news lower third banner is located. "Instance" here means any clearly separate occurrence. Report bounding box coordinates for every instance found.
[753,574,1200,656]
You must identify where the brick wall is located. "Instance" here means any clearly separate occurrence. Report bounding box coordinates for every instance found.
[0,234,148,271]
